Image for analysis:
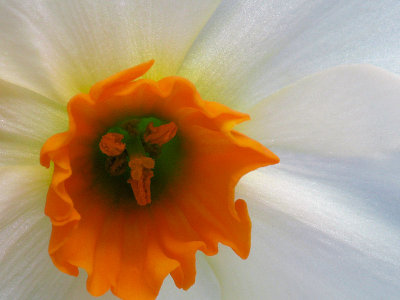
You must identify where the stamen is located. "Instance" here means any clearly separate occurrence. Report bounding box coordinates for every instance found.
[98,119,179,206]
[99,133,126,156]
[127,156,155,206]
[144,122,178,146]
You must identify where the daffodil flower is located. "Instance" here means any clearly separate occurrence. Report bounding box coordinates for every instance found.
[1,1,400,300]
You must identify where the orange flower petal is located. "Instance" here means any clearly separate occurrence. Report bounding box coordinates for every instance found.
[40,61,278,299]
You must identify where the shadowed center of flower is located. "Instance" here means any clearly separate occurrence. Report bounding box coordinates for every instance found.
[99,118,177,206]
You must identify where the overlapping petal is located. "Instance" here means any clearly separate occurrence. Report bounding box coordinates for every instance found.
[0,80,67,166]
[179,0,400,110]
[239,65,400,158]
[213,66,400,299]
[220,157,400,299]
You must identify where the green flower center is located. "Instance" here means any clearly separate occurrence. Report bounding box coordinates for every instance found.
[94,116,182,206]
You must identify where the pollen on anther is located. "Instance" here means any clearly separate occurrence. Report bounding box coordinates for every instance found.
[144,122,178,146]
[99,133,126,156]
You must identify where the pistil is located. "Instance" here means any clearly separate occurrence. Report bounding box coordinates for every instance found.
[127,156,155,206]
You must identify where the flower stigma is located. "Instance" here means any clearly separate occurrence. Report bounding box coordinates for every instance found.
[40,60,279,299]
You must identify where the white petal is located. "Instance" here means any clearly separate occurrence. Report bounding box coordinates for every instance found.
[208,156,400,299]
[209,65,400,299]
[179,0,400,109]
[0,80,68,166]
[238,65,400,159]
[0,166,115,300]
[0,0,220,102]
[0,166,77,300]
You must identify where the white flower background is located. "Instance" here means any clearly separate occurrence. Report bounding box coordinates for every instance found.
[0,0,399,299]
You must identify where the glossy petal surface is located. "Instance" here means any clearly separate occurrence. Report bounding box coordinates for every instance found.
[0,0,220,101]
[211,66,400,299]
[180,0,400,110]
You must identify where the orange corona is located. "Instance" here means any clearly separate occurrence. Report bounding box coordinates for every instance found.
[40,60,279,299]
